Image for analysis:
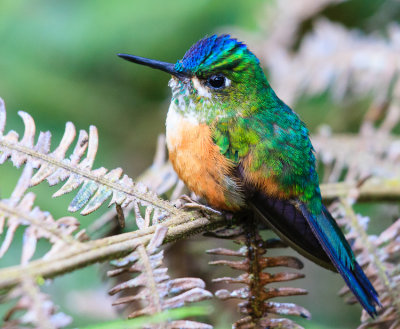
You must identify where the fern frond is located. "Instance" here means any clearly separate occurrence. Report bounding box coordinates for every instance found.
[207,224,310,329]
[0,212,225,291]
[87,134,184,237]
[313,130,400,185]
[138,135,181,197]
[0,164,83,263]
[107,225,213,328]
[255,1,400,105]
[333,199,400,328]
[0,98,177,225]
[2,275,71,329]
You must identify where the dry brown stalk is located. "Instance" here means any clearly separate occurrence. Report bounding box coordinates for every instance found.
[207,223,310,329]
[2,275,71,329]
[0,213,226,291]
[108,225,212,328]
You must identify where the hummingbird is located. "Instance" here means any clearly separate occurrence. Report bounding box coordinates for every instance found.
[118,34,380,316]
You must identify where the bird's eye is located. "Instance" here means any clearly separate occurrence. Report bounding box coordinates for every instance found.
[207,74,227,89]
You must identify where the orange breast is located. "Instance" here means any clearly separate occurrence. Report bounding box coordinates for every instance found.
[166,108,242,211]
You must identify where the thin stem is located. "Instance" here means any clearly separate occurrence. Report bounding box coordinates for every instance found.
[321,178,400,202]
[0,138,178,215]
[244,214,263,321]
[0,201,81,247]
[137,244,162,313]
[0,213,226,291]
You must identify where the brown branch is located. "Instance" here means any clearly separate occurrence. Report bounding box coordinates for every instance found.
[208,222,309,328]
[1,177,398,292]
[0,213,227,291]
[320,178,400,202]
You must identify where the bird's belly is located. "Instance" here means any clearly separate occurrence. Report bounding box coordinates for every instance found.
[166,104,243,211]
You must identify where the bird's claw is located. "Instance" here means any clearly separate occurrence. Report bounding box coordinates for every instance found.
[176,195,222,217]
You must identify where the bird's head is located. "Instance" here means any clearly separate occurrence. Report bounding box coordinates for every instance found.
[119,35,270,124]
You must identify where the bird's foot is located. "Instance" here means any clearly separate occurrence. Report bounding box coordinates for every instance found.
[176,195,222,217]
[222,211,234,227]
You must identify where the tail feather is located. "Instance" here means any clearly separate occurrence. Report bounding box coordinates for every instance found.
[299,203,380,317]
[251,192,380,317]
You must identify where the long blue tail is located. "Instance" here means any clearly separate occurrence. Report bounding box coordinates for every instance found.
[300,204,381,317]
[250,192,380,317]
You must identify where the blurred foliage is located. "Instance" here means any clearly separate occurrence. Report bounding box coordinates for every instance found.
[0,0,399,328]
[80,306,211,329]
[0,0,263,175]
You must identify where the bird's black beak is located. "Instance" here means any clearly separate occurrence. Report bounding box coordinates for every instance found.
[117,53,189,79]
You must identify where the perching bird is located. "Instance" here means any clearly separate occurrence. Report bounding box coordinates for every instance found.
[118,34,380,316]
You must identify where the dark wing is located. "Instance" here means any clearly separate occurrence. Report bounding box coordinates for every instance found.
[250,191,334,271]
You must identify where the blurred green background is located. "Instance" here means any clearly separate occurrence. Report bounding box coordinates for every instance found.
[0,0,399,328]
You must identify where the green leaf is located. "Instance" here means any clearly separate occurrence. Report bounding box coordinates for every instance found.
[80,306,211,329]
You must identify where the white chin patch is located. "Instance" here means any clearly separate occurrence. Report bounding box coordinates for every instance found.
[192,77,212,98]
